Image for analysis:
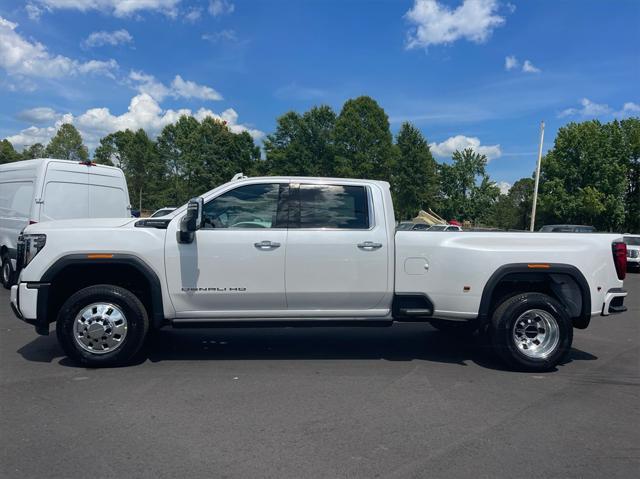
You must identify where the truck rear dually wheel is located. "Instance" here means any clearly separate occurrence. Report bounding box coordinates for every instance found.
[490,292,573,372]
[56,285,149,367]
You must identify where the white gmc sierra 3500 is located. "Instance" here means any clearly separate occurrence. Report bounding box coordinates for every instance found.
[10,176,629,371]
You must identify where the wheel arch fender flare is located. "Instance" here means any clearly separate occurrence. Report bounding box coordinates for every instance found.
[40,254,165,329]
[477,263,591,328]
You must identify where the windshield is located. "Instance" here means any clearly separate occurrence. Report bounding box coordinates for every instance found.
[624,236,640,246]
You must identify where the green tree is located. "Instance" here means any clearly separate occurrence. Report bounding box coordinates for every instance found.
[538,120,628,231]
[620,118,640,232]
[21,143,46,160]
[95,129,164,211]
[438,148,497,223]
[393,122,438,219]
[0,139,20,164]
[156,115,260,206]
[489,178,534,230]
[264,106,337,176]
[45,124,89,161]
[333,96,394,180]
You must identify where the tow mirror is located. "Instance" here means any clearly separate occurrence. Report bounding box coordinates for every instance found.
[178,197,203,244]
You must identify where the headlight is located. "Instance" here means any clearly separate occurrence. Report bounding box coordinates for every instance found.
[17,234,47,270]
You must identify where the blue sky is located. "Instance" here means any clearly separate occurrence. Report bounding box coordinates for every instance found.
[1,0,638,189]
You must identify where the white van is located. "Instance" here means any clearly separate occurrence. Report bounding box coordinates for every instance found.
[0,158,131,288]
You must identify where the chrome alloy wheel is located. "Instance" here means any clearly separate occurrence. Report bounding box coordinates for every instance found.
[512,309,560,359]
[74,303,128,354]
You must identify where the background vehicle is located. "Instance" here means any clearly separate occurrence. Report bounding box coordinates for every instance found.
[10,176,627,371]
[0,158,130,288]
[397,222,430,231]
[624,235,640,271]
[427,224,462,232]
[151,207,177,218]
[539,224,596,233]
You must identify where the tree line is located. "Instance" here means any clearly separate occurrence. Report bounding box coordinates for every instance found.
[1,96,638,232]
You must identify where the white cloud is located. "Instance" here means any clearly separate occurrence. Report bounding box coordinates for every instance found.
[28,0,181,17]
[405,0,505,49]
[82,29,133,48]
[5,93,263,150]
[559,99,640,119]
[16,107,59,123]
[620,102,640,115]
[202,29,238,43]
[522,59,540,73]
[184,7,202,22]
[0,16,118,79]
[209,0,235,16]
[497,181,511,195]
[171,75,222,101]
[5,113,73,148]
[25,3,45,20]
[505,55,541,73]
[129,71,222,101]
[129,70,171,101]
[504,55,518,71]
[430,135,502,160]
[559,98,612,118]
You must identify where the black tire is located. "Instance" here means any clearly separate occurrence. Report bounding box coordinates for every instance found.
[56,285,149,367]
[1,253,14,290]
[430,319,479,335]
[490,292,573,372]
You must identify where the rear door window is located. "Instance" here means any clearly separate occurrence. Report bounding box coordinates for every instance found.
[89,185,128,217]
[42,182,89,220]
[293,184,370,229]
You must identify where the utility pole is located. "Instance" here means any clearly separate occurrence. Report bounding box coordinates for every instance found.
[530,121,545,232]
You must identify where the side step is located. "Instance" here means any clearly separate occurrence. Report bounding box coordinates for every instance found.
[393,293,435,320]
[170,319,394,329]
[398,308,433,317]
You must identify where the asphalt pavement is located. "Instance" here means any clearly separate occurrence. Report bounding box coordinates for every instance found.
[1,274,639,478]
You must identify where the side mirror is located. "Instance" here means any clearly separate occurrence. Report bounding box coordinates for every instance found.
[178,197,203,244]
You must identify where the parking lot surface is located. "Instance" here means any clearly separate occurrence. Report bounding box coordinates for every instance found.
[1,274,639,478]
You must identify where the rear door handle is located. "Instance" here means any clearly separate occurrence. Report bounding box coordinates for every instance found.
[254,240,281,250]
[357,241,383,250]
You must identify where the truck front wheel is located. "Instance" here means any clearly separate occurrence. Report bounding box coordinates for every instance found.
[490,292,573,372]
[56,285,149,367]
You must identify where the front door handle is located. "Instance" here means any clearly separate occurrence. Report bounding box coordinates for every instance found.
[254,240,281,250]
[357,241,383,250]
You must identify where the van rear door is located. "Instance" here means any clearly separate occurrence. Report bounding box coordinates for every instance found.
[87,167,130,218]
[38,161,89,221]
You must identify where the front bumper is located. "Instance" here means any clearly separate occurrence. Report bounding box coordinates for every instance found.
[10,282,51,335]
[602,288,628,315]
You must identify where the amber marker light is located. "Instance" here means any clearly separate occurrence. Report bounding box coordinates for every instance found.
[87,254,114,259]
[527,263,551,269]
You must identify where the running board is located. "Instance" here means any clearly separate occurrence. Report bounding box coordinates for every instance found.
[170,319,394,329]
[398,308,433,316]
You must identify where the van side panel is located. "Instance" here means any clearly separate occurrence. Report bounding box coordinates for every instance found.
[0,162,39,262]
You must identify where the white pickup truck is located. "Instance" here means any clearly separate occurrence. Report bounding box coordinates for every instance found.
[10,176,629,371]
